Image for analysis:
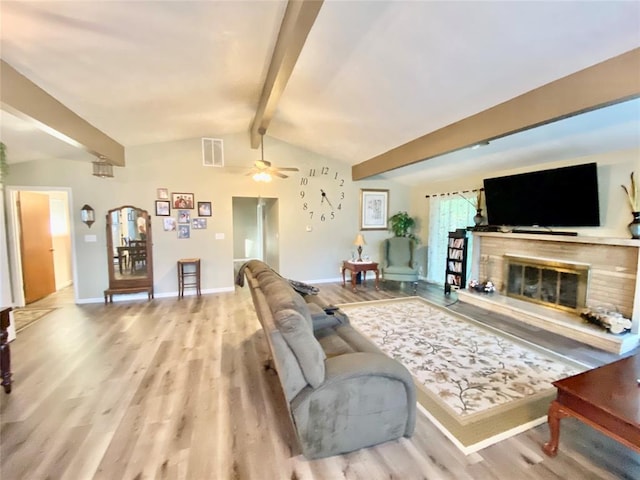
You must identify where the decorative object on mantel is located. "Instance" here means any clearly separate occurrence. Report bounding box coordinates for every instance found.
[468,279,495,293]
[580,307,632,334]
[473,189,485,226]
[621,171,639,239]
[456,188,485,227]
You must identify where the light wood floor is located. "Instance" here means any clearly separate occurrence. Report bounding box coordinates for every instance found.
[1,281,639,479]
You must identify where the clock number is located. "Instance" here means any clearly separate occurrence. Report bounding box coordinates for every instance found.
[321,166,329,175]
[308,168,316,177]
[337,203,342,210]
[340,192,344,200]
[339,179,344,187]
[303,202,308,211]
[300,177,308,186]
[309,211,314,219]
[321,214,326,222]
[300,191,305,199]
[331,212,335,220]
[334,172,339,180]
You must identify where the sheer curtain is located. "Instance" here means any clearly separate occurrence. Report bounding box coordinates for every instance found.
[427,194,476,285]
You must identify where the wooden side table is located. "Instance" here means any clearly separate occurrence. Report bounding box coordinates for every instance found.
[1,306,13,394]
[342,261,379,292]
[178,258,201,298]
[543,353,640,457]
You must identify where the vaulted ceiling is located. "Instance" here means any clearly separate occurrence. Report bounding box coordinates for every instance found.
[1,1,639,185]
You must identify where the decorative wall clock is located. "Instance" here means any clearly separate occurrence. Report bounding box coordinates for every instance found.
[299,166,345,222]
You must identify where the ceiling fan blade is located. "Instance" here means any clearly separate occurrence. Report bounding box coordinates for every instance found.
[272,171,288,179]
[276,167,299,172]
[255,159,271,169]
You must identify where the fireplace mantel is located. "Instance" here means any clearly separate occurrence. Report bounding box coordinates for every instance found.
[463,231,640,354]
[473,231,640,248]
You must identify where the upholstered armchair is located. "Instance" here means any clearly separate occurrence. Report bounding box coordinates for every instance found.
[382,237,419,293]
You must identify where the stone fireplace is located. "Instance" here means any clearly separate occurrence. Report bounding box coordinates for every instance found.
[504,255,590,313]
[457,232,640,354]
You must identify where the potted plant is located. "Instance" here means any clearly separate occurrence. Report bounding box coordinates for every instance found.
[388,211,419,242]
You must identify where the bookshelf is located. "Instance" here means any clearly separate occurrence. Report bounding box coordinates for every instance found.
[445,228,468,294]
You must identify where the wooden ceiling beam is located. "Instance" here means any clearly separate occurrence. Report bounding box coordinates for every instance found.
[352,47,640,181]
[0,60,125,166]
[249,0,324,148]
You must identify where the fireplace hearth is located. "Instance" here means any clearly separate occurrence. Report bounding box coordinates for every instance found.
[459,232,640,354]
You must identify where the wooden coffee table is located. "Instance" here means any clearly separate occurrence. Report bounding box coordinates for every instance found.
[543,353,640,456]
[342,261,379,292]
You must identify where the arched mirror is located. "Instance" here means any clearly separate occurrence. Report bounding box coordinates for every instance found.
[104,205,154,303]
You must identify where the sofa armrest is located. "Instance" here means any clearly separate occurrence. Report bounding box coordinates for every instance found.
[290,352,417,458]
[324,352,415,395]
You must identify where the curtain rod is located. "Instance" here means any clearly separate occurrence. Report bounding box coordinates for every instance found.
[425,187,483,199]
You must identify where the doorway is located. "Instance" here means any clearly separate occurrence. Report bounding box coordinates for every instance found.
[5,187,75,306]
[232,197,279,274]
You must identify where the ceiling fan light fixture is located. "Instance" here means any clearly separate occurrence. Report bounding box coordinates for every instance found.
[253,171,272,183]
[92,156,114,178]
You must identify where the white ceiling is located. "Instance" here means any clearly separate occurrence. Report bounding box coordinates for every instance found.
[1,1,639,184]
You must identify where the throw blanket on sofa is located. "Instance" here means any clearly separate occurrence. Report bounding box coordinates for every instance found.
[235,261,319,295]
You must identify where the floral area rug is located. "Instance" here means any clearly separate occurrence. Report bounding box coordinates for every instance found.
[338,297,587,454]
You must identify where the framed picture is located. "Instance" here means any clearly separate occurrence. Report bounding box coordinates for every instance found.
[157,188,169,200]
[197,201,212,217]
[163,217,176,231]
[177,210,191,224]
[155,200,170,216]
[172,192,194,209]
[178,225,190,239]
[192,218,207,229]
[360,189,389,230]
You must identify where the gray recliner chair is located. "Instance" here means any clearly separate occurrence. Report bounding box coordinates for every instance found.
[382,237,419,293]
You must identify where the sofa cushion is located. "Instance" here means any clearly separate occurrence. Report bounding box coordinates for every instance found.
[274,308,326,388]
[262,279,313,329]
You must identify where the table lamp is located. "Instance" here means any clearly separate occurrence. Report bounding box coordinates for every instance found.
[353,233,366,262]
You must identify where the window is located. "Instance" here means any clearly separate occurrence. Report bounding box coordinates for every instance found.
[426,195,475,285]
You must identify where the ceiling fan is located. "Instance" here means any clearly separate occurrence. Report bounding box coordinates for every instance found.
[247,128,299,181]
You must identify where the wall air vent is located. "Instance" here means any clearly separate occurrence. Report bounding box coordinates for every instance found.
[202,138,224,167]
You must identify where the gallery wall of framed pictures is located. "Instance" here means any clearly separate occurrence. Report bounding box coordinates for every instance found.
[154,188,212,238]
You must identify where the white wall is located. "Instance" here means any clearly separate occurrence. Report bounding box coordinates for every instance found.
[3,132,411,301]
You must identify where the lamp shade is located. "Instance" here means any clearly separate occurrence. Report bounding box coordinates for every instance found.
[353,234,366,246]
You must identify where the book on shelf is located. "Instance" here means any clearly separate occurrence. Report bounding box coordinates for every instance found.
[448,238,465,248]
[446,274,461,286]
[448,248,463,260]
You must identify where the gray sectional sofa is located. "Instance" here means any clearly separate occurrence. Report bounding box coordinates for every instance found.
[240,259,416,459]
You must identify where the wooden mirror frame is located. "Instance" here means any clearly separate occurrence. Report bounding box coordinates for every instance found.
[104,205,154,303]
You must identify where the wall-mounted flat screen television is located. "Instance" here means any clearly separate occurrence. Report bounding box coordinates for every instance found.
[483,162,600,227]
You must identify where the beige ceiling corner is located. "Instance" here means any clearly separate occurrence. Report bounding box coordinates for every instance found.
[0,60,124,166]
[352,47,640,181]
[250,0,324,148]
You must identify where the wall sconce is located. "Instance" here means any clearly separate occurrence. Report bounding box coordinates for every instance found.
[92,156,114,178]
[353,233,366,262]
[80,204,95,228]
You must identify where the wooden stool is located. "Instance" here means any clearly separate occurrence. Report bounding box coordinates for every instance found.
[178,258,201,298]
